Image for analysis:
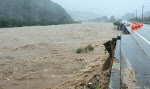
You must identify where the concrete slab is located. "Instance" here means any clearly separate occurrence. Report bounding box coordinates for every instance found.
[109,40,121,89]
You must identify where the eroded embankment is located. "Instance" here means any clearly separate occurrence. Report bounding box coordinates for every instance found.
[74,39,117,89]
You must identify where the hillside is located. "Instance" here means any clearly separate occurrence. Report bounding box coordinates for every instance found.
[0,0,74,24]
[68,11,100,21]
[144,11,150,17]
[121,13,134,20]
[91,16,109,22]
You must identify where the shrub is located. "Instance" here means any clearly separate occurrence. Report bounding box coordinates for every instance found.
[76,45,94,54]
[76,48,83,53]
[113,21,120,26]
[87,45,94,51]
[112,38,117,43]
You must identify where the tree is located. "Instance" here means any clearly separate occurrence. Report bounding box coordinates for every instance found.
[110,16,116,22]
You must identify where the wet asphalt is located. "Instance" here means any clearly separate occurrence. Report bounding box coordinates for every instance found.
[121,35,150,88]
[126,24,150,59]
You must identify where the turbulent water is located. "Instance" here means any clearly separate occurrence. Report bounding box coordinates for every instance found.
[0,22,118,89]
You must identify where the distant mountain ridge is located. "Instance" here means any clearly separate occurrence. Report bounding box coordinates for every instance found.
[67,11,100,21]
[122,12,150,20]
[91,16,109,22]
[0,0,73,23]
[144,11,150,17]
[121,13,134,20]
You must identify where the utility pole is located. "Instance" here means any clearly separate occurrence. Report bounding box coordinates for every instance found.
[142,5,145,21]
[133,10,135,21]
[136,9,137,22]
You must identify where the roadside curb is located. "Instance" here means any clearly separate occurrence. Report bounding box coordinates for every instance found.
[108,33,121,89]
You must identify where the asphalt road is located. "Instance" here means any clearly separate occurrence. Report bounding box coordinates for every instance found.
[126,24,150,59]
[121,24,150,88]
[121,35,150,88]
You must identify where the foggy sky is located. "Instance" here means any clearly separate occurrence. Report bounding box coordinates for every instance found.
[52,0,150,18]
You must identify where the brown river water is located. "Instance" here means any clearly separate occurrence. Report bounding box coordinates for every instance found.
[0,22,118,89]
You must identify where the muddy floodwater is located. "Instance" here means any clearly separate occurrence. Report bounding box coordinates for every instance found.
[0,22,118,89]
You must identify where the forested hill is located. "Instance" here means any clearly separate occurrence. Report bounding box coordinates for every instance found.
[0,0,74,27]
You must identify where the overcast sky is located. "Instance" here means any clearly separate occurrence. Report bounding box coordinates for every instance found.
[52,0,150,18]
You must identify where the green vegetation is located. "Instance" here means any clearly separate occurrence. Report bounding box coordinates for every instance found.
[0,0,75,28]
[76,48,83,54]
[0,17,75,28]
[113,21,120,26]
[87,45,94,51]
[129,16,150,24]
[113,19,122,30]
[91,16,117,22]
[112,38,117,43]
[144,22,150,24]
[110,16,116,22]
[103,38,117,54]
[76,45,94,54]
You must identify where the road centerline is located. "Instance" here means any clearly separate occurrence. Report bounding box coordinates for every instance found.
[133,30,150,45]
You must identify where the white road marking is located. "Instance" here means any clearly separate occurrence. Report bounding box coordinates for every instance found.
[133,30,150,45]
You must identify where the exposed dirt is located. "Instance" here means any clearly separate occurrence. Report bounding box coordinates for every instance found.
[75,40,117,89]
[0,22,118,89]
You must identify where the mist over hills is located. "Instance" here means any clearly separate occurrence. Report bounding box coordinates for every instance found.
[144,11,150,17]
[121,11,150,20]
[67,11,100,21]
[121,13,134,20]
[0,0,73,23]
